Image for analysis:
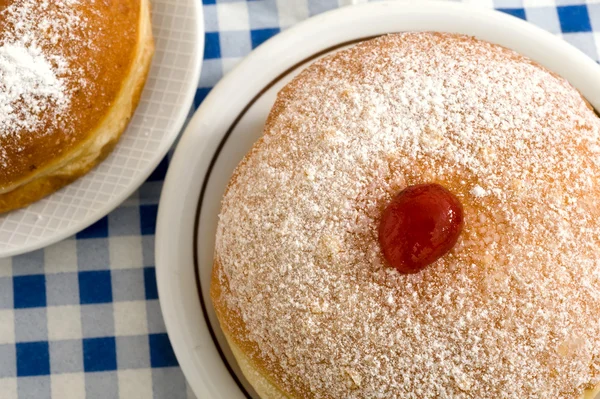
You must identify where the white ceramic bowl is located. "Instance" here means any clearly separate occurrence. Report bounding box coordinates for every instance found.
[0,0,204,257]
[155,2,600,398]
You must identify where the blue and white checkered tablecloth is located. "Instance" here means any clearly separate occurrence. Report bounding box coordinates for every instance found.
[0,0,598,398]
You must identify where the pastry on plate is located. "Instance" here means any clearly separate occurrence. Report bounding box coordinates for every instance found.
[211,33,600,398]
[0,0,154,213]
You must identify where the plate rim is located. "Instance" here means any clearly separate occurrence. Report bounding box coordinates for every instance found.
[156,2,600,398]
[0,1,205,258]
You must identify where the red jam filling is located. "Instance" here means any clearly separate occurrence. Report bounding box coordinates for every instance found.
[378,183,464,274]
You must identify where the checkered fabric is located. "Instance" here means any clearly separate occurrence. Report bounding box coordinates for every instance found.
[0,0,598,398]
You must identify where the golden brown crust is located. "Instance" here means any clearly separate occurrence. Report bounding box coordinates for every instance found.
[211,260,298,398]
[0,138,117,213]
[0,0,154,213]
[222,324,291,399]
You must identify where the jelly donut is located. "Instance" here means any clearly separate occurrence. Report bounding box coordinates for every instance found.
[211,33,600,398]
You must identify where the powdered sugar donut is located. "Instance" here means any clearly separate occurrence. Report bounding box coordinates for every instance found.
[0,0,154,212]
[211,33,600,399]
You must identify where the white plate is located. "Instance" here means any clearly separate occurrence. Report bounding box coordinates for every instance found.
[0,0,204,257]
[155,2,600,398]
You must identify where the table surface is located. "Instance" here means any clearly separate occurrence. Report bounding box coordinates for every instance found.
[1,0,599,398]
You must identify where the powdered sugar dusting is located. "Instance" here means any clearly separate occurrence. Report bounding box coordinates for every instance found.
[470,184,487,198]
[0,44,68,133]
[0,0,88,140]
[214,33,600,398]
